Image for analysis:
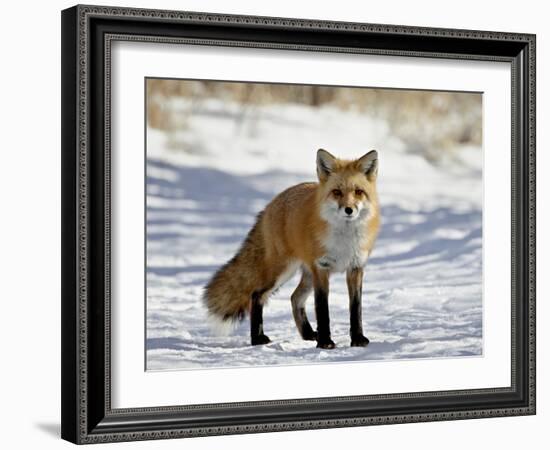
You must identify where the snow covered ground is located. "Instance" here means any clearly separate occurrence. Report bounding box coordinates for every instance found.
[145,99,482,371]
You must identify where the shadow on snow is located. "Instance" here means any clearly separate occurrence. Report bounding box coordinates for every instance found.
[145,157,482,367]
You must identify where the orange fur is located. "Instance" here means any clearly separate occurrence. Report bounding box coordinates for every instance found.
[203,149,380,325]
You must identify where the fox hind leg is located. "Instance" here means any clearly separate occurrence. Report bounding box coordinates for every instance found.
[291,270,317,341]
[250,287,272,345]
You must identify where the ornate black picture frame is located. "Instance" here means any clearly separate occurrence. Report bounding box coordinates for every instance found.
[61,4,536,444]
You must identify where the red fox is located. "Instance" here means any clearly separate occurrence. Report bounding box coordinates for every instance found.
[204,149,380,349]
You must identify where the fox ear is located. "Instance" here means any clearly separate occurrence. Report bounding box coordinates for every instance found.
[317,149,336,181]
[358,150,378,181]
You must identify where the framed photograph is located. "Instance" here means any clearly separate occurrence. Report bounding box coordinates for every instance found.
[61,4,536,444]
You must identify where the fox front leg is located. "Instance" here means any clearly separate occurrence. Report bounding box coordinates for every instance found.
[347,267,370,347]
[312,267,336,349]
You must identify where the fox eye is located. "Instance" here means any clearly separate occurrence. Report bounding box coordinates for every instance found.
[332,189,343,197]
[355,189,364,196]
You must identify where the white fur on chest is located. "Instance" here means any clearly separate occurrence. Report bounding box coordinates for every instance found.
[317,221,369,273]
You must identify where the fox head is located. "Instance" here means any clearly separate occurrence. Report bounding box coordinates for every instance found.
[316,148,379,223]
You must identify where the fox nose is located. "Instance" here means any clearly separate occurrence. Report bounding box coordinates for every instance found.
[344,207,353,215]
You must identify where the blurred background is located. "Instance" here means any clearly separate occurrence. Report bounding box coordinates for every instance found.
[146,79,481,164]
[145,78,483,371]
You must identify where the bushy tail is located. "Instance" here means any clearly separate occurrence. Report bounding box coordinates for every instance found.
[203,213,265,324]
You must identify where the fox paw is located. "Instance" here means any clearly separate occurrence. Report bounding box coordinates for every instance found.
[350,334,370,347]
[251,334,271,346]
[316,338,336,349]
[302,329,318,341]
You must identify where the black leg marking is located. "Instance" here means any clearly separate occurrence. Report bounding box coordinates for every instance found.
[350,287,363,337]
[291,271,317,341]
[314,285,335,349]
[250,289,271,346]
[299,316,317,341]
[347,267,369,347]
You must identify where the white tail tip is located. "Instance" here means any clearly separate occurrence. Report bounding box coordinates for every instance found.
[206,313,238,337]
